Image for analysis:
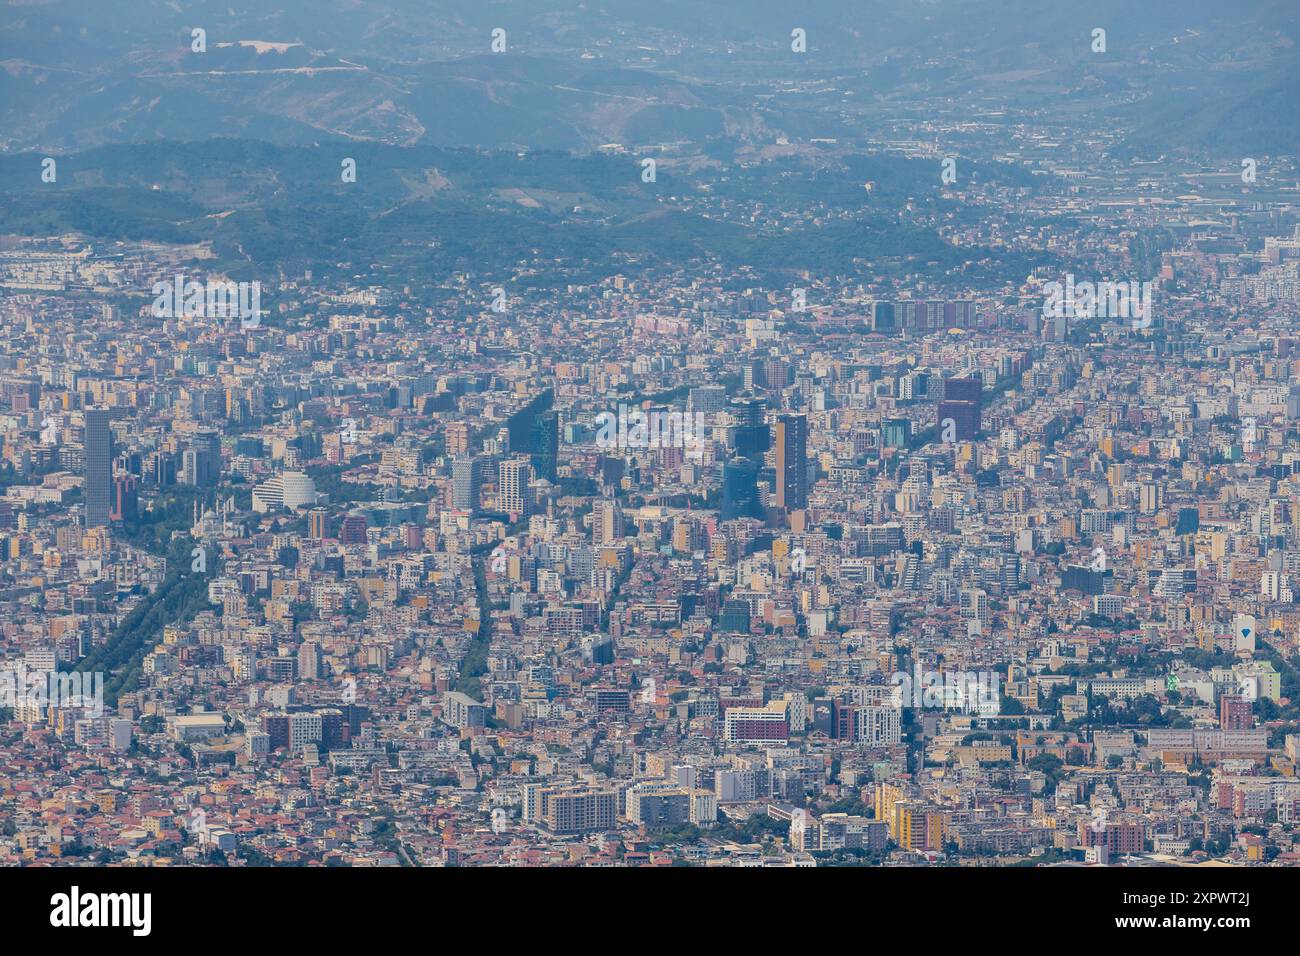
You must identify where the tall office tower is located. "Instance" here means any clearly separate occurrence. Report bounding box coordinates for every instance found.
[898,372,919,400]
[149,451,176,487]
[938,400,980,441]
[445,421,471,457]
[943,376,983,405]
[593,498,622,546]
[720,457,762,521]
[506,388,552,455]
[774,413,808,511]
[897,300,945,332]
[531,409,559,483]
[452,455,483,514]
[499,457,531,518]
[308,509,330,540]
[83,407,112,527]
[731,395,769,460]
[183,429,221,486]
[939,376,982,442]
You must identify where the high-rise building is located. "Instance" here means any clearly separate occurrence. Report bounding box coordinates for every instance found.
[338,512,368,545]
[150,452,176,487]
[721,457,762,521]
[625,783,691,828]
[939,377,982,441]
[452,456,482,514]
[944,377,982,404]
[251,471,317,513]
[83,408,111,528]
[731,396,769,460]
[445,421,471,457]
[882,419,911,449]
[110,474,138,523]
[1220,695,1252,730]
[869,300,895,332]
[597,455,625,490]
[774,413,808,511]
[262,714,290,751]
[960,588,991,624]
[938,400,980,441]
[531,409,559,483]
[538,786,618,834]
[183,430,221,486]
[1063,564,1110,595]
[688,384,727,415]
[308,509,330,539]
[499,457,531,517]
[593,498,622,546]
[443,691,488,731]
[298,642,321,681]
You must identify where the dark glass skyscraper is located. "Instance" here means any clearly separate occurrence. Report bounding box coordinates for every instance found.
[720,457,762,521]
[938,400,980,440]
[83,407,112,527]
[940,377,982,440]
[731,395,769,460]
[183,429,221,487]
[532,409,559,483]
[943,376,982,404]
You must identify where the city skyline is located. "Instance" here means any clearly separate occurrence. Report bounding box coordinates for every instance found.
[0,4,1294,930]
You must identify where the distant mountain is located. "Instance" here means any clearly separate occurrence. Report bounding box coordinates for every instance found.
[1114,60,1300,159]
[0,139,1048,289]
[1,0,1294,155]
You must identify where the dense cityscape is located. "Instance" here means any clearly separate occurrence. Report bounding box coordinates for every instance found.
[0,1,1298,884]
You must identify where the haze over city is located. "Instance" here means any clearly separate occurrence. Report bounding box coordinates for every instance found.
[0,2,1297,924]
